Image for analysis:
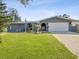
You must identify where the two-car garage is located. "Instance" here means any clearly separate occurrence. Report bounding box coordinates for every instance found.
[48,22,69,32]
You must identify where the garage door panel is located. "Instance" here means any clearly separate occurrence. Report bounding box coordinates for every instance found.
[48,23,69,32]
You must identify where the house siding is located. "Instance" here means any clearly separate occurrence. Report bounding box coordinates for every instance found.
[8,23,26,32]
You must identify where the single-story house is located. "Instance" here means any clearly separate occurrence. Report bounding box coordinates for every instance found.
[7,16,79,32]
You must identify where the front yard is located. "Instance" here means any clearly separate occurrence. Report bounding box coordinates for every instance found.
[0,33,77,59]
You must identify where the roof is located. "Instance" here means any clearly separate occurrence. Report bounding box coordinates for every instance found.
[10,21,40,24]
[9,22,26,25]
[40,16,79,23]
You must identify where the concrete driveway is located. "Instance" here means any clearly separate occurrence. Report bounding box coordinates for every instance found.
[53,32,79,59]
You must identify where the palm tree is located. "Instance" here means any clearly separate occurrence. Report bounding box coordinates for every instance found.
[1,0,31,7]
[18,0,32,7]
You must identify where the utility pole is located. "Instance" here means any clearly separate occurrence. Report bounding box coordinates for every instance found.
[25,19,27,32]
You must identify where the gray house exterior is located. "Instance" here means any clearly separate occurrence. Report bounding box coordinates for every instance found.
[7,16,79,32]
[40,16,79,32]
[8,22,26,32]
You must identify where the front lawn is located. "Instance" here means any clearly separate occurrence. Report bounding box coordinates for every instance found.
[0,33,77,59]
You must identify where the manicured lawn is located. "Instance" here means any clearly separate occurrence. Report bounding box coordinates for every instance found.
[0,33,77,59]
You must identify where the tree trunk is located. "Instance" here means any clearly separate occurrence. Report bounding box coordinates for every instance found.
[0,33,2,43]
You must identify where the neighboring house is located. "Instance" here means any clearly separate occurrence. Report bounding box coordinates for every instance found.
[7,16,79,32]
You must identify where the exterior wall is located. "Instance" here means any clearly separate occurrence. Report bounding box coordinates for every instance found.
[76,24,79,31]
[48,22,69,32]
[8,23,26,32]
[71,22,79,26]
[69,22,79,32]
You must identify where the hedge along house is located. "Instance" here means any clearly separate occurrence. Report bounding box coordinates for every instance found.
[8,16,79,32]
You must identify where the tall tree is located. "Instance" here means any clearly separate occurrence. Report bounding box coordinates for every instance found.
[18,0,32,7]
[0,0,11,43]
[0,0,8,32]
[8,8,21,22]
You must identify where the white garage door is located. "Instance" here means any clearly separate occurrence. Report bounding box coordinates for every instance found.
[48,22,69,32]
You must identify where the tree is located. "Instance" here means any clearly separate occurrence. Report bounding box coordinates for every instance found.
[0,1,8,32]
[18,0,32,7]
[8,8,21,22]
[0,0,11,43]
[62,14,70,18]
[59,14,70,18]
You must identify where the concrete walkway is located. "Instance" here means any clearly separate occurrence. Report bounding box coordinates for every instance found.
[53,32,79,59]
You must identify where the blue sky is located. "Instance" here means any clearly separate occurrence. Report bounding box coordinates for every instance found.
[4,0,79,21]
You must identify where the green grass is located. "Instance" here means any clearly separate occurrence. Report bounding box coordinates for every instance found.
[0,33,77,59]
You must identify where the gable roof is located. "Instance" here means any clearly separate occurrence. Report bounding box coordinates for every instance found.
[40,16,79,23]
